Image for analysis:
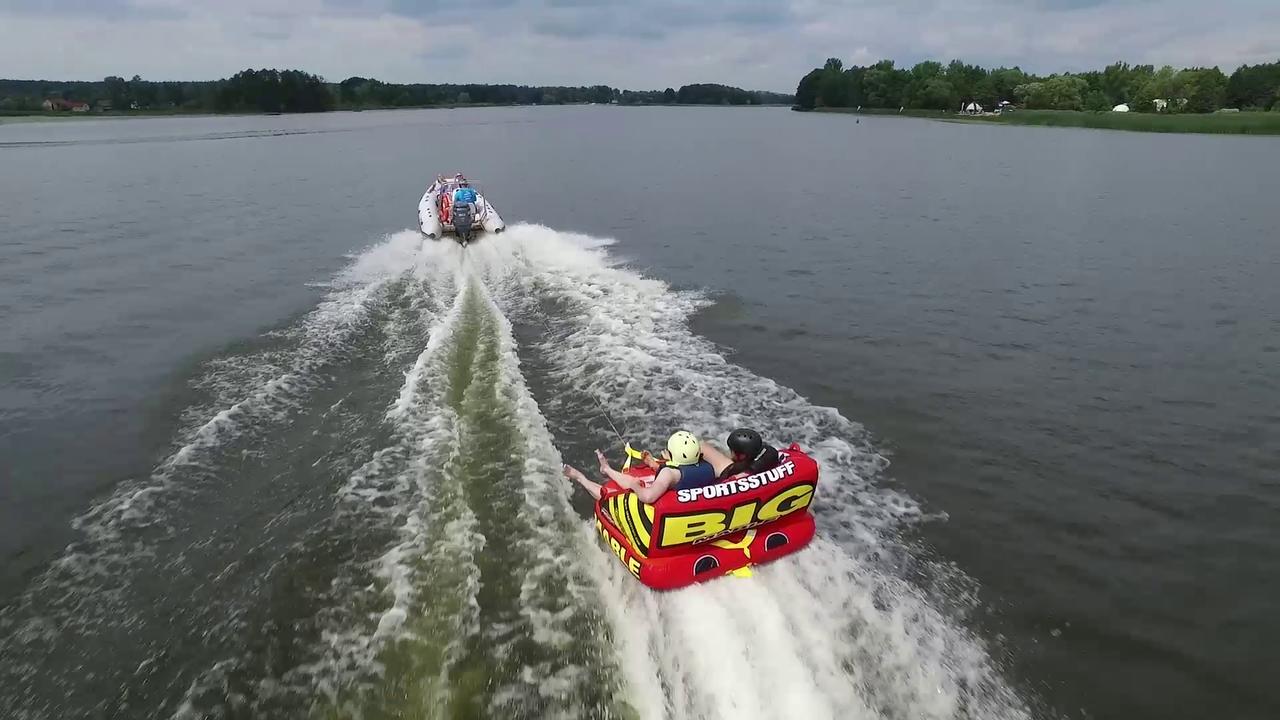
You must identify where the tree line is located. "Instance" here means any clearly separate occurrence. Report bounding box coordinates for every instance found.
[0,70,793,114]
[335,78,790,107]
[794,58,1280,113]
[1,70,334,113]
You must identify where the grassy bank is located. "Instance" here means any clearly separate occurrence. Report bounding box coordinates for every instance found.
[806,106,1280,135]
[976,109,1280,135]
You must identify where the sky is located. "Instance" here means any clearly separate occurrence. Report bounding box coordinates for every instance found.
[1,0,1277,91]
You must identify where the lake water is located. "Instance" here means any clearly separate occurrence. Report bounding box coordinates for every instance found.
[2,106,1278,720]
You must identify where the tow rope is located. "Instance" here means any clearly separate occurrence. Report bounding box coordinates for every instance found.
[531,305,627,446]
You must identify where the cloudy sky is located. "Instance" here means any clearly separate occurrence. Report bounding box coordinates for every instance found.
[1,0,1276,90]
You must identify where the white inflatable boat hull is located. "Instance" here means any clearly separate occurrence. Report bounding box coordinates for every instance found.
[418,177,505,240]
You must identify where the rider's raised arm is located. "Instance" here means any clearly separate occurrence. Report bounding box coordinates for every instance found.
[633,468,678,505]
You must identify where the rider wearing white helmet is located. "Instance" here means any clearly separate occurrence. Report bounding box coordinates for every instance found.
[564,430,717,504]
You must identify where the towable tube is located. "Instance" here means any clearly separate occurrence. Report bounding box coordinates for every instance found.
[592,443,818,591]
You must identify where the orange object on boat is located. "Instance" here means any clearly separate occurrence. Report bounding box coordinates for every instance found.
[440,191,453,224]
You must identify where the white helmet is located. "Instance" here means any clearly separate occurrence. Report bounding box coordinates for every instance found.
[665,431,702,466]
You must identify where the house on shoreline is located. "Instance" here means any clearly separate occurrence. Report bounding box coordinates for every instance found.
[42,98,90,112]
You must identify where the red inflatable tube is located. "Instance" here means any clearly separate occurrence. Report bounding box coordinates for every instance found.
[592,444,819,591]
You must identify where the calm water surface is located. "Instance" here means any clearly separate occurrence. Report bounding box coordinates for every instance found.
[2,107,1278,720]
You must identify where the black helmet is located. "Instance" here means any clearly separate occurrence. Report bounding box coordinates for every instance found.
[726,428,763,459]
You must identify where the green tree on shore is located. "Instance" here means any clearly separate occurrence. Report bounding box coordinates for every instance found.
[907,61,952,110]
[1015,75,1088,110]
[1225,63,1280,109]
[794,68,822,109]
[214,69,332,113]
[1181,67,1228,112]
[104,75,129,109]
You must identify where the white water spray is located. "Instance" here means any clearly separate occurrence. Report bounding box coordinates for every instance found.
[469,224,1034,720]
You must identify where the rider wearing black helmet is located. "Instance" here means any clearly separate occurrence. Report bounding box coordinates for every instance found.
[701,428,780,480]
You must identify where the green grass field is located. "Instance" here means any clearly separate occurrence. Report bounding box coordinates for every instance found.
[970,109,1280,135]
[809,106,1280,135]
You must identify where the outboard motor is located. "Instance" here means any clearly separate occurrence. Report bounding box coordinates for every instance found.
[452,202,474,245]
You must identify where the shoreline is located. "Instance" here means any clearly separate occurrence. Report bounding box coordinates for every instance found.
[0,105,519,124]
[803,106,1280,136]
[1,102,790,126]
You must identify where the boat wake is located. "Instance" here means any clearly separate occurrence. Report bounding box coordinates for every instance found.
[0,226,1037,720]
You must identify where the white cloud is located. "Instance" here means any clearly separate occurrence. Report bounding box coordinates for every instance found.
[0,0,1276,89]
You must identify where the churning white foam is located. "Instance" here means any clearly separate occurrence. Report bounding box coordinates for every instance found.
[72,231,427,548]
[469,223,1035,720]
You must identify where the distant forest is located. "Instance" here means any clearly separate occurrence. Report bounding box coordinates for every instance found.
[0,69,793,114]
[793,58,1280,113]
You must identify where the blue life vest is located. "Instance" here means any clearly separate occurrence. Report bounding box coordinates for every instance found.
[453,187,477,204]
[669,460,717,491]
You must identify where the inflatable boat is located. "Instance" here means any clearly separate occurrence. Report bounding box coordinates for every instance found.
[593,444,819,591]
[418,174,506,244]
